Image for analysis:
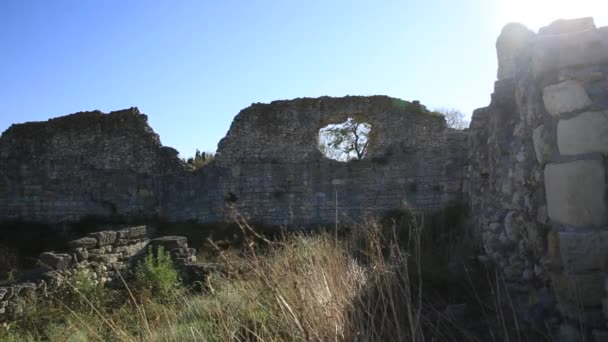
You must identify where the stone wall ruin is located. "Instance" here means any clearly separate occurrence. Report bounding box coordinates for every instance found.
[0,96,468,227]
[1,15,607,333]
[469,17,608,330]
[0,226,204,321]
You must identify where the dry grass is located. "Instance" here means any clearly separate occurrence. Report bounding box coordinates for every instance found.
[0,211,551,341]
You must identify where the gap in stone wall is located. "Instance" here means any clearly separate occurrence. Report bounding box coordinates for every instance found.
[317,116,372,162]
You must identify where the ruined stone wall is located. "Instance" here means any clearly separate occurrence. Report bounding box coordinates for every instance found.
[0,97,468,227]
[163,96,467,226]
[0,226,200,321]
[0,108,188,223]
[470,17,608,328]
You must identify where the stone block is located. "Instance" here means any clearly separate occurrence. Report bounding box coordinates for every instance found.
[90,253,120,264]
[532,125,553,164]
[542,80,591,117]
[538,17,596,36]
[533,29,608,78]
[496,23,535,80]
[39,252,72,271]
[150,236,188,250]
[89,231,117,247]
[117,226,147,239]
[74,248,88,262]
[68,237,97,249]
[557,231,608,274]
[41,271,64,288]
[114,241,148,258]
[503,211,522,241]
[544,160,607,226]
[557,110,608,155]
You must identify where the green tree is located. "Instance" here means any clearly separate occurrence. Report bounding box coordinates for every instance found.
[185,149,215,169]
[318,118,371,161]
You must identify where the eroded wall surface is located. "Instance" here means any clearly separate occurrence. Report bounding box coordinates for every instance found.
[0,96,468,227]
[0,108,187,223]
[469,17,608,327]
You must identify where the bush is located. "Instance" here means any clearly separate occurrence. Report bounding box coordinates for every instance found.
[58,270,112,312]
[133,246,179,298]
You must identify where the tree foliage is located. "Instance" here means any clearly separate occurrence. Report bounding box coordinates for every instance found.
[185,149,215,169]
[318,118,371,161]
[133,246,178,298]
[435,108,469,130]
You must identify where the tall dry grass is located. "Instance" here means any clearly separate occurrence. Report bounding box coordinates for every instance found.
[1,210,551,341]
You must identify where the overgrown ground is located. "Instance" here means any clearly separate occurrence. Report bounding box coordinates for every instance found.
[0,208,554,341]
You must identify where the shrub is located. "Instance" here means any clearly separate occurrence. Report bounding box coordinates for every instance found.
[58,270,110,312]
[133,246,179,298]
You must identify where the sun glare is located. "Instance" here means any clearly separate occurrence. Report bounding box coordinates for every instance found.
[496,0,608,31]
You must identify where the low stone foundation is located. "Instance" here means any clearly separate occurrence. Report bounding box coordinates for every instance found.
[0,226,204,321]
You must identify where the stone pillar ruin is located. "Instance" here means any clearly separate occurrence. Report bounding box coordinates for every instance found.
[470,17,608,329]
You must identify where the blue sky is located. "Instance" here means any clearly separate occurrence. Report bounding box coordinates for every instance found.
[1,1,606,156]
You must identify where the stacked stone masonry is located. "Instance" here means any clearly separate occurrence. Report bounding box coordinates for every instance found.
[469,17,608,331]
[0,97,468,227]
[0,226,201,321]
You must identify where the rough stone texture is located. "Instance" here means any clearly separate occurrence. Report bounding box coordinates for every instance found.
[204,96,467,226]
[470,17,608,328]
[0,108,188,223]
[149,236,188,250]
[542,80,592,117]
[0,226,205,322]
[496,23,535,80]
[117,226,147,239]
[533,27,608,79]
[545,160,607,226]
[557,110,608,155]
[38,252,72,271]
[538,17,596,36]
[532,124,553,164]
[89,231,117,247]
[68,237,97,249]
[0,97,468,227]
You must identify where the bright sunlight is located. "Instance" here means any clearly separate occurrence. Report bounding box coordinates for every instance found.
[496,0,608,30]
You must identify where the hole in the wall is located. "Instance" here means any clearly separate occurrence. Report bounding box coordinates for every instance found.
[318,117,372,162]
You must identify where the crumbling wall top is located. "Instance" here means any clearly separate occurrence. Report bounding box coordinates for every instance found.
[0,107,186,174]
[215,95,446,165]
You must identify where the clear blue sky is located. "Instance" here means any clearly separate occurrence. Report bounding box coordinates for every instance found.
[1,1,606,157]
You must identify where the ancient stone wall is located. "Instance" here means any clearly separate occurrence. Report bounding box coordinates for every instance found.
[0,108,188,223]
[180,96,467,226]
[0,226,200,321]
[469,17,608,329]
[0,97,468,227]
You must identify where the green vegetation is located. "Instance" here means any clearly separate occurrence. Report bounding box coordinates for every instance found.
[0,208,550,341]
[133,246,179,298]
[184,149,215,169]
